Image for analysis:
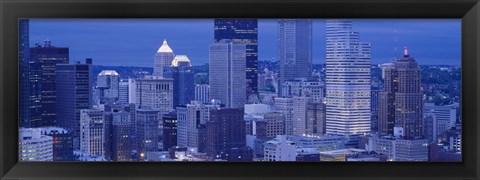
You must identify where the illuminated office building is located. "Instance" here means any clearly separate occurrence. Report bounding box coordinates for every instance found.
[378,48,423,138]
[19,128,54,161]
[29,40,69,127]
[209,40,246,109]
[80,109,105,158]
[153,39,175,77]
[325,20,371,135]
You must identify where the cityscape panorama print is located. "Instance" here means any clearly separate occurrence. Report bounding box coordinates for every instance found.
[18,19,461,162]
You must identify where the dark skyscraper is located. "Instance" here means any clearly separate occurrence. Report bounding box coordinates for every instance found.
[30,40,69,127]
[164,55,195,107]
[19,19,31,128]
[162,111,178,151]
[56,59,93,149]
[214,19,258,100]
[205,108,246,160]
[277,19,313,97]
[379,48,423,138]
[371,76,382,133]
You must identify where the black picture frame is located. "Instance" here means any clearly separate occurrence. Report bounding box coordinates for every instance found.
[1,0,479,179]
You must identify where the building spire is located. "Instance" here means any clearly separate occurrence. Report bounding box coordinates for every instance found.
[403,47,409,57]
[157,39,173,53]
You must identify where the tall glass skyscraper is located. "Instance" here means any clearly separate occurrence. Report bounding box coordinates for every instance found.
[56,59,93,149]
[325,20,371,135]
[30,40,69,127]
[19,19,31,128]
[214,19,258,100]
[164,55,195,107]
[209,40,246,109]
[277,19,313,96]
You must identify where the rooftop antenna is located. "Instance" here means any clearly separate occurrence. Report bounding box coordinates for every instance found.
[394,30,398,61]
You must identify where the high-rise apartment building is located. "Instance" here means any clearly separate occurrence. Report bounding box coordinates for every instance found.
[209,40,246,108]
[325,20,371,135]
[214,19,258,99]
[277,19,312,96]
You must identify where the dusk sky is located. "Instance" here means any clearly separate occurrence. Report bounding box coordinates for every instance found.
[29,19,461,66]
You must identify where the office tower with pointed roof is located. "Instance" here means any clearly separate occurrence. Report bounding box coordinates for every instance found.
[153,39,175,77]
[378,47,423,139]
[325,20,371,136]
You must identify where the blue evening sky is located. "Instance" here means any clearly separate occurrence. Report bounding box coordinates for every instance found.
[29,19,460,66]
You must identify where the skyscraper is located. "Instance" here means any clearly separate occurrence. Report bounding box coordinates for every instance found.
[277,19,312,96]
[293,96,312,136]
[164,55,195,107]
[176,101,220,149]
[371,77,382,133]
[96,70,120,104]
[325,20,371,135]
[214,19,258,100]
[118,80,129,104]
[19,19,31,128]
[80,109,105,158]
[162,111,178,151]
[209,40,246,109]
[205,108,246,160]
[111,111,132,161]
[378,48,423,139]
[378,63,396,136]
[274,97,294,135]
[136,109,161,154]
[153,39,175,77]
[195,84,210,104]
[30,40,70,127]
[135,76,173,115]
[56,59,93,149]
